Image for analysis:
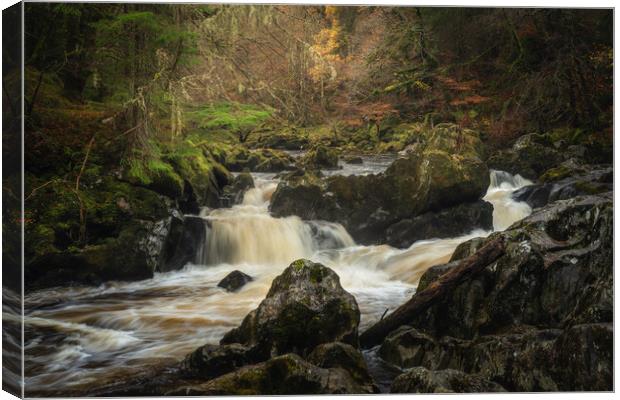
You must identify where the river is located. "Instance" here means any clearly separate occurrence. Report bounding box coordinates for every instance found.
[22,156,532,395]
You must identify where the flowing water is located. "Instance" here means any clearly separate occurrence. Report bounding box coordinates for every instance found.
[23,159,533,395]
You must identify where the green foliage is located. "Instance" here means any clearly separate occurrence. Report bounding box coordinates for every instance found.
[186,102,273,133]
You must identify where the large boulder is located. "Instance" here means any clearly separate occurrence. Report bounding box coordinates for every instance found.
[391,367,506,393]
[270,123,490,244]
[220,259,360,358]
[170,354,376,395]
[302,145,340,169]
[269,170,340,222]
[25,222,158,289]
[156,215,207,272]
[363,192,612,391]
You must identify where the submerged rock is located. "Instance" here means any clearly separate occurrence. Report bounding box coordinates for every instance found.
[391,367,506,393]
[217,270,253,292]
[220,259,360,358]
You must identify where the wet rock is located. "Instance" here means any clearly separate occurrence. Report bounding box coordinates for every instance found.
[24,220,166,289]
[391,367,506,393]
[307,342,377,391]
[221,172,254,207]
[449,237,486,262]
[385,201,493,248]
[512,163,612,209]
[181,343,254,380]
[549,323,613,391]
[416,262,458,292]
[302,145,340,169]
[271,123,490,244]
[157,216,207,272]
[217,270,253,292]
[487,133,563,180]
[269,171,340,222]
[398,193,613,340]
[169,354,376,395]
[364,192,612,392]
[344,155,363,164]
[221,259,360,358]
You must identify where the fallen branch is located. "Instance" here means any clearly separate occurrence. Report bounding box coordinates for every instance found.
[359,236,506,349]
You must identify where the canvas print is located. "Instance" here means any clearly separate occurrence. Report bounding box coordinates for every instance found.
[2,2,614,397]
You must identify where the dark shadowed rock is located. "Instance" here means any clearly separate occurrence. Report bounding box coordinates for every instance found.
[221,259,360,358]
[365,192,612,392]
[385,201,493,248]
[157,216,207,272]
[221,172,254,207]
[169,354,376,395]
[487,133,563,180]
[217,270,253,292]
[344,155,363,164]
[181,343,253,380]
[307,342,378,391]
[512,163,612,209]
[391,367,506,393]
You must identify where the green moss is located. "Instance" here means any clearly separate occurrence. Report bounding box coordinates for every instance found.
[292,259,307,271]
[185,102,273,133]
[574,181,607,195]
[540,165,572,183]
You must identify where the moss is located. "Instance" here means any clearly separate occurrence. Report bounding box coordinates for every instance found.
[185,102,273,134]
[292,259,307,271]
[574,181,607,195]
[540,165,572,183]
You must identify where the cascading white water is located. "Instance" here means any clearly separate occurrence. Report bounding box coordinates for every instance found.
[23,163,533,395]
[484,170,533,231]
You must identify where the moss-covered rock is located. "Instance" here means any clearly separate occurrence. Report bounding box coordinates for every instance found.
[170,353,376,395]
[302,145,340,169]
[271,124,490,244]
[220,259,360,358]
[25,221,160,289]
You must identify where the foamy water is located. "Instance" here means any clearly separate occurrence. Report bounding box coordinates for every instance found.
[23,163,532,395]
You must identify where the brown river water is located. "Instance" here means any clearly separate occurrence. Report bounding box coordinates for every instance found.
[20,156,533,395]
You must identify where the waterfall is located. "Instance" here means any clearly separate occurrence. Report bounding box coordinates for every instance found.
[484,170,533,231]
[197,176,355,265]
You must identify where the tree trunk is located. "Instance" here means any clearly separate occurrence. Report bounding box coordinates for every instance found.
[359,236,506,349]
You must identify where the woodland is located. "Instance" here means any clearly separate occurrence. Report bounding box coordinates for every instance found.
[1,3,614,396]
